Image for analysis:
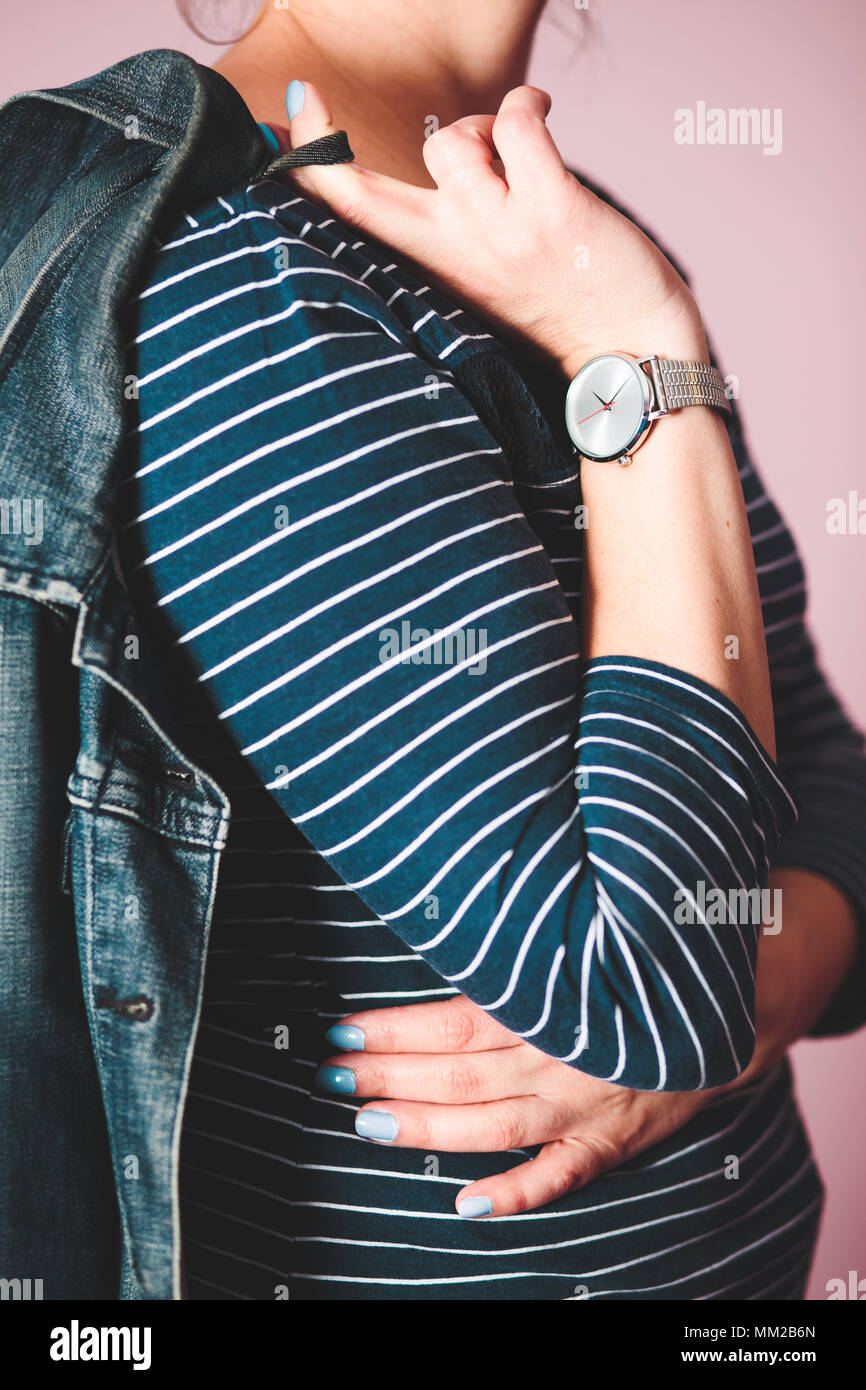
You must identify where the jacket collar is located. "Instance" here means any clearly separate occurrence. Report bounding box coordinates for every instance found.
[0,49,271,601]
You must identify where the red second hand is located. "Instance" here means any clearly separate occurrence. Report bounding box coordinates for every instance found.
[576,403,611,426]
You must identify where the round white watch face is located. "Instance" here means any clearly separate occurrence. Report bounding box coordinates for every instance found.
[565,353,653,461]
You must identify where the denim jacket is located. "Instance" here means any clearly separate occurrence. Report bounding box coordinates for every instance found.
[2,47,865,1304]
[0,49,277,1301]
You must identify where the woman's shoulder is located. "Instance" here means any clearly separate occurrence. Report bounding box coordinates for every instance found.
[132,176,496,376]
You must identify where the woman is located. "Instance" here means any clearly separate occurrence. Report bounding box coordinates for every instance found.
[115,0,865,1298]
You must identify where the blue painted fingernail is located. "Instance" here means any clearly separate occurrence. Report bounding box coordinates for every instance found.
[326,1024,366,1051]
[257,122,280,152]
[457,1195,493,1219]
[355,1110,399,1142]
[315,1065,356,1095]
[285,80,305,122]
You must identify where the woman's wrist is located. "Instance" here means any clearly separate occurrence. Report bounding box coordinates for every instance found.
[556,305,709,383]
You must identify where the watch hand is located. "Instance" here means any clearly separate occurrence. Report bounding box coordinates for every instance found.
[608,376,629,404]
[591,391,611,409]
[576,404,610,426]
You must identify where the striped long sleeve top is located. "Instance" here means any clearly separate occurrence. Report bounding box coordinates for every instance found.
[118,170,866,1300]
[122,174,866,1093]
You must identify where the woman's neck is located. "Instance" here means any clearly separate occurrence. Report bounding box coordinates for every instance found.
[215,0,546,186]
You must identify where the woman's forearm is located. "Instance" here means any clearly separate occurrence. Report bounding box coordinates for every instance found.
[746,867,860,1076]
[574,332,777,758]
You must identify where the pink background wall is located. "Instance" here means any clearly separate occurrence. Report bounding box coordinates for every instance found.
[3,0,863,1300]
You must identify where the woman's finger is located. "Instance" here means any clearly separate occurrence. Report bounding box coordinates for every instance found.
[454,1137,597,1218]
[455,1088,713,1216]
[491,84,570,199]
[422,113,501,193]
[279,79,433,253]
[315,1044,548,1104]
[351,1094,569,1152]
[326,995,522,1055]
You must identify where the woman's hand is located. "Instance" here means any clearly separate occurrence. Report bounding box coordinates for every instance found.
[317,869,858,1218]
[318,994,712,1217]
[275,81,706,378]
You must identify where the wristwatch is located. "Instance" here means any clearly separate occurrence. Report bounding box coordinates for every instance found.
[564,352,731,467]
